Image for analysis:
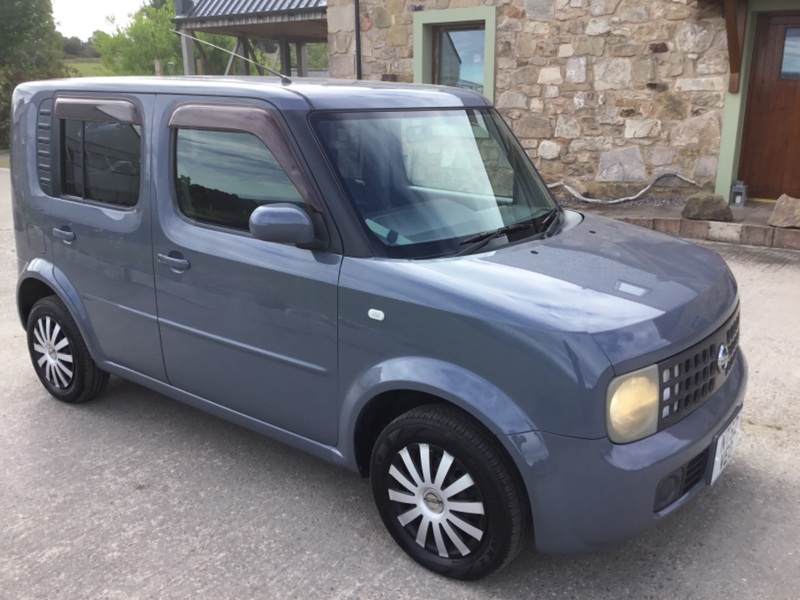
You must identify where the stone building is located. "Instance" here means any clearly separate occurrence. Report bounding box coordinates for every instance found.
[327,0,800,201]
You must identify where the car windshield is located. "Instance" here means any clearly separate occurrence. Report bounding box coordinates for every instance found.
[312,108,557,259]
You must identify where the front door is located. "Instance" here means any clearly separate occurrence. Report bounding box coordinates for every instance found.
[739,12,800,199]
[151,95,341,445]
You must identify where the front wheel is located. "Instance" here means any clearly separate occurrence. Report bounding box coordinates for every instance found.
[370,404,529,580]
[26,296,109,403]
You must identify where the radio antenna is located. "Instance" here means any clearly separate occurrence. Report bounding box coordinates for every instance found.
[173,30,292,85]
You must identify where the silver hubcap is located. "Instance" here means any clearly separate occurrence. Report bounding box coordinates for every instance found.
[32,316,74,389]
[387,443,486,558]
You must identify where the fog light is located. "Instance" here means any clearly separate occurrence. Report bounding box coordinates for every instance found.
[654,468,684,512]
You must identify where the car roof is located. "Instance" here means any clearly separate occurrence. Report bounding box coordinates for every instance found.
[18,76,492,111]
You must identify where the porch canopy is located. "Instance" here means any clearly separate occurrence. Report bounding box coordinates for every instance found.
[174,0,328,76]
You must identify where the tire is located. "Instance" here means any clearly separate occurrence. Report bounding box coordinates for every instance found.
[370,404,529,580]
[26,296,109,404]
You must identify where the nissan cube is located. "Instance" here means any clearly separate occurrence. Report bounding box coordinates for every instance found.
[10,77,746,580]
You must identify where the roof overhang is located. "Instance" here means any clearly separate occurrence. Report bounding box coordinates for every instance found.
[174,0,327,41]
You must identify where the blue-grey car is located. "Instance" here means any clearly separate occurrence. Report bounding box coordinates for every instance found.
[10,77,746,580]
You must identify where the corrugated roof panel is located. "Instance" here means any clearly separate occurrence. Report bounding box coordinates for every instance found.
[184,0,327,19]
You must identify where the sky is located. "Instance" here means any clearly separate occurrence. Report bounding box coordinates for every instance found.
[52,0,148,40]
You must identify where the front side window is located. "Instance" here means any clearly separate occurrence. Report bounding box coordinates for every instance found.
[175,129,304,231]
[313,108,556,259]
[61,119,141,206]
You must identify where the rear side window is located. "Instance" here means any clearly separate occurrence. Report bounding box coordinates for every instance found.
[175,128,304,231]
[62,119,141,207]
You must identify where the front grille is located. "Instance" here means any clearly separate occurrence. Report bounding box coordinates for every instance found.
[681,447,710,494]
[657,307,740,430]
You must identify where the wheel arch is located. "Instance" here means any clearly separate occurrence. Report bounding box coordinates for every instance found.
[341,357,540,477]
[17,260,100,361]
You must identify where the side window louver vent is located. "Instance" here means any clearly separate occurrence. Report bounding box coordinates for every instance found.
[37,99,54,195]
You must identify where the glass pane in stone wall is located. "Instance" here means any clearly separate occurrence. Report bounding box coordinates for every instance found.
[781,28,800,78]
[436,28,485,93]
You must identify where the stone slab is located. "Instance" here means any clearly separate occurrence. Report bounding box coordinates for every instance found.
[679,220,710,240]
[707,222,742,244]
[740,225,774,248]
[626,217,654,229]
[653,218,681,236]
[772,228,800,251]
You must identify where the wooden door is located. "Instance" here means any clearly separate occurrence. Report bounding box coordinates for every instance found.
[739,13,800,199]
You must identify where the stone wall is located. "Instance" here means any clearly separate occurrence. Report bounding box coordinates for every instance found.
[327,0,729,197]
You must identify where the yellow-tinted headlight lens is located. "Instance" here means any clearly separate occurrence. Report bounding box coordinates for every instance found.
[606,365,659,444]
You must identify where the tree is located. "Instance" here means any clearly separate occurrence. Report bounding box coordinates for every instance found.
[93,0,236,76]
[60,34,85,58]
[0,0,66,147]
[93,0,182,75]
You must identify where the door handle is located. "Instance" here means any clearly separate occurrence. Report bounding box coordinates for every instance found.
[52,227,76,242]
[157,253,190,272]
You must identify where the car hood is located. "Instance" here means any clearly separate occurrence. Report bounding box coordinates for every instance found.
[357,212,738,371]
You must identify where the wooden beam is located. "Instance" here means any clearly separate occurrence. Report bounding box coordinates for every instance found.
[724,0,749,93]
[280,37,292,77]
[179,29,197,75]
[241,37,251,76]
[296,42,308,77]
[190,32,209,74]
[224,38,241,75]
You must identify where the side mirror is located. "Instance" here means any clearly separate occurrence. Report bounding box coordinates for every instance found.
[249,203,315,246]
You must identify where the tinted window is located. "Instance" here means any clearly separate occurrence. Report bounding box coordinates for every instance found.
[175,129,304,231]
[61,119,141,206]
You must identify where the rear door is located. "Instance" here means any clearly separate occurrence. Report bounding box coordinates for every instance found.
[151,95,341,444]
[49,94,165,380]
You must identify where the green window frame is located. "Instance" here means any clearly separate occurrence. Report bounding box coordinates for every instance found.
[413,7,497,102]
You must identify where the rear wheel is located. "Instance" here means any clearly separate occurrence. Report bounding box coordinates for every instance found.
[26,296,108,403]
[370,404,528,580]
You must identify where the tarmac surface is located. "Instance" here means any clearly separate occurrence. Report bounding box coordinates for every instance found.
[1,168,800,599]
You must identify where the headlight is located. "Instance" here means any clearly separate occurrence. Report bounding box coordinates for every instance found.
[606,365,659,444]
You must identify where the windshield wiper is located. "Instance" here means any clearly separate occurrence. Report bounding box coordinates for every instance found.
[456,220,540,256]
[540,207,561,237]
[455,208,561,257]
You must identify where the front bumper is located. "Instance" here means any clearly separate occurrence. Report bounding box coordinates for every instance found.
[517,350,747,555]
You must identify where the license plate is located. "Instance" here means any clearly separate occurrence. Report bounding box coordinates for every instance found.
[710,412,741,485]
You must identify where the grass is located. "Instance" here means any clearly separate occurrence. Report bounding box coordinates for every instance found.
[64,58,111,77]
[0,149,9,169]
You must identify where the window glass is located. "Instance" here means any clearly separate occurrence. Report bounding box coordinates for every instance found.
[313,109,556,259]
[402,111,514,197]
[781,28,800,78]
[61,119,141,207]
[175,129,304,231]
[63,119,83,197]
[434,26,485,93]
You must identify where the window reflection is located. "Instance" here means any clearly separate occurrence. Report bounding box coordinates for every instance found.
[435,26,485,93]
[781,28,800,78]
[175,129,303,231]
